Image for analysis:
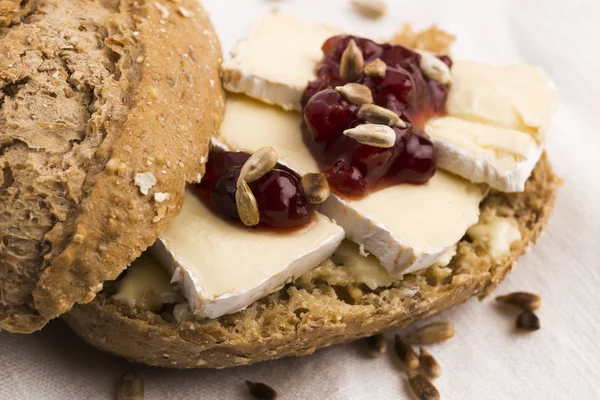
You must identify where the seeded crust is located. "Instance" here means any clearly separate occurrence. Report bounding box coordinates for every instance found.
[0,0,225,333]
[63,154,558,368]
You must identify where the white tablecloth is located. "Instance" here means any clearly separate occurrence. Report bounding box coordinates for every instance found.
[2,0,599,398]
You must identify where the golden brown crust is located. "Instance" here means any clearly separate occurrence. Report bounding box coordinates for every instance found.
[0,0,224,333]
[63,154,558,369]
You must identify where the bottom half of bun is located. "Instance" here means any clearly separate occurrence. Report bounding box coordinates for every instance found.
[63,154,558,369]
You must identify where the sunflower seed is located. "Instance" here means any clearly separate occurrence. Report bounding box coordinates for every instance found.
[344,124,396,148]
[365,334,387,357]
[357,103,406,127]
[419,347,441,379]
[496,292,541,312]
[408,373,440,400]
[236,180,260,227]
[340,39,364,83]
[516,311,541,331]
[239,146,278,184]
[301,173,330,204]
[116,372,144,400]
[245,381,279,400]
[364,58,387,78]
[335,83,373,105]
[394,335,419,370]
[351,0,388,19]
[405,322,455,345]
[416,50,452,84]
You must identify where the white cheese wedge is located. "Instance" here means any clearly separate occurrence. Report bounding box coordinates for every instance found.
[222,11,340,111]
[424,61,557,192]
[112,254,181,310]
[222,13,557,192]
[319,171,486,275]
[220,94,320,174]
[219,96,487,276]
[425,116,543,192]
[151,191,344,318]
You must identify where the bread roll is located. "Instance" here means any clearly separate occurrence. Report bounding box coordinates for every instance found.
[0,0,224,333]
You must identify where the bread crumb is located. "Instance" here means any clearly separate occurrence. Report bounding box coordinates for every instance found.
[177,6,192,17]
[134,172,157,195]
[154,192,170,203]
[154,2,170,19]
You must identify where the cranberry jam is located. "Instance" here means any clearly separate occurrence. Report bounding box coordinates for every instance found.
[197,150,313,228]
[302,35,452,196]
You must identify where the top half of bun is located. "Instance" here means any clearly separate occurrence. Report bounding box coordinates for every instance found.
[0,0,225,333]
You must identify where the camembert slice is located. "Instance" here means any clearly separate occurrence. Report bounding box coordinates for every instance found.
[222,11,339,111]
[152,191,344,318]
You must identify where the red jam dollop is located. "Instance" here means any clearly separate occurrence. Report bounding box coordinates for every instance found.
[197,150,312,228]
[302,35,452,196]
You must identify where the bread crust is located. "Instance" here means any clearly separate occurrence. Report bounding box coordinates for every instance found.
[63,154,558,369]
[0,0,224,333]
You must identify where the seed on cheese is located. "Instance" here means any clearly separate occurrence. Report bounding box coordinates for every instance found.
[221,13,557,192]
[151,190,344,318]
[219,96,486,276]
[222,11,340,111]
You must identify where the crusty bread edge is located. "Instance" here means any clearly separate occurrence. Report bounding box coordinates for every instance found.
[62,153,558,369]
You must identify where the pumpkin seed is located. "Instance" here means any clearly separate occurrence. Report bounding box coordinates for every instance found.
[116,372,144,400]
[245,381,278,400]
[405,322,454,345]
[364,58,387,77]
[239,146,278,184]
[408,373,440,400]
[419,347,441,379]
[416,50,452,84]
[357,104,406,128]
[340,39,364,83]
[344,124,396,148]
[394,335,419,370]
[301,173,330,204]
[496,292,541,312]
[365,334,387,357]
[236,180,260,227]
[335,83,373,105]
[516,311,541,331]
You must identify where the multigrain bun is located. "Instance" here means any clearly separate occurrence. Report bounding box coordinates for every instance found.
[63,154,558,368]
[0,0,224,333]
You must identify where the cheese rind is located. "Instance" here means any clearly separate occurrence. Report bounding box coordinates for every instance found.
[467,215,522,260]
[320,171,486,275]
[219,96,486,276]
[151,191,344,318]
[112,255,180,310]
[426,116,543,192]
[222,11,339,111]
